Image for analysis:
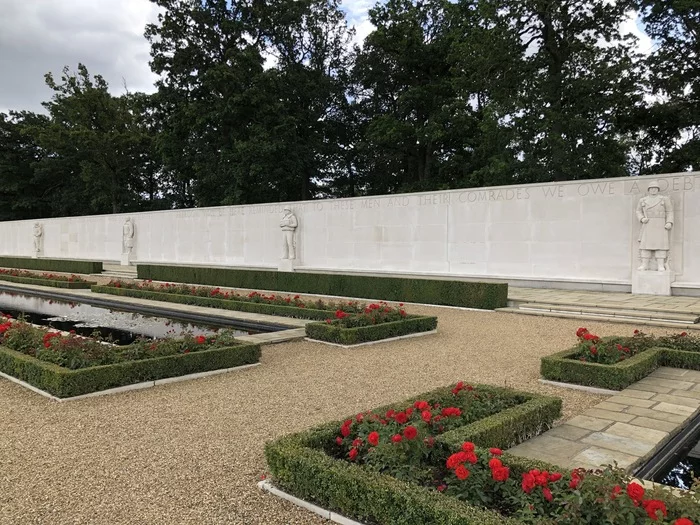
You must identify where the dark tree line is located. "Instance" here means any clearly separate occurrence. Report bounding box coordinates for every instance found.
[1,0,698,220]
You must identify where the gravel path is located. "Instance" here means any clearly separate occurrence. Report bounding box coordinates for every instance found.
[0,304,659,524]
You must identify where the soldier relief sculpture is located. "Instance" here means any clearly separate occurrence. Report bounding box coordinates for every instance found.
[636,181,674,272]
[280,206,298,260]
[32,223,43,257]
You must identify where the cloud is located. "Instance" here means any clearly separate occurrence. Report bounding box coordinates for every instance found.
[0,0,162,114]
[341,0,377,47]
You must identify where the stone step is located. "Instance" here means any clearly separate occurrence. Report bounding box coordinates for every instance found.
[103,264,137,274]
[496,307,700,330]
[508,297,700,317]
[516,303,699,323]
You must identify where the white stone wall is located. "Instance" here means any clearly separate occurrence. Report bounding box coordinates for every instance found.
[1,172,699,289]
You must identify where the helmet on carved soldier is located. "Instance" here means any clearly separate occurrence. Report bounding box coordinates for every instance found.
[647,180,661,190]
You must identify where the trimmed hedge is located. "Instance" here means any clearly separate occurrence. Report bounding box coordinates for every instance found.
[541,346,700,390]
[0,342,260,398]
[137,264,508,310]
[265,384,561,525]
[0,274,95,288]
[306,316,438,345]
[0,256,102,274]
[91,286,332,320]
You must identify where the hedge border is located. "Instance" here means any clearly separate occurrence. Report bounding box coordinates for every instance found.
[0,342,261,398]
[91,285,335,320]
[0,256,102,274]
[305,316,438,345]
[540,346,700,390]
[0,274,95,288]
[264,384,561,525]
[137,264,508,310]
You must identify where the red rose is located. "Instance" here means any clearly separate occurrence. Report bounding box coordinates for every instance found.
[576,327,588,337]
[488,458,502,470]
[489,447,502,456]
[590,346,597,354]
[441,407,461,417]
[492,466,510,482]
[461,442,475,453]
[195,335,206,344]
[549,472,562,482]
[674,519,693,525]
[454,465,470,480]
[542,487,553,502]
[642,499,667,521]
[391,434,402,443]
[368,431,379,447]
[352,438,362,448]
[521,473,536,493]
[611,485,621,499]
[680,332,688,337]
[421,410,432,423]
[436,484,446,492]
[348,448,358,461]
[626,482,645,502]
[403,425,418,440]
[394,412,408,424]
[336,436,343,445]
[414,400,429,410]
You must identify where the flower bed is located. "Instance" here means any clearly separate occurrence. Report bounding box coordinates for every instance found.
[265,382,698,524]
[0,316,260,398]
[305,302,437,345]
[541,328,700,390]
[0,256,102,274]
[92,281,370,320]
[137,264,509,309]
[0,268,96,288]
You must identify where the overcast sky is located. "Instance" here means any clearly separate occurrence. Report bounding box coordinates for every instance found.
[0,0,649,115]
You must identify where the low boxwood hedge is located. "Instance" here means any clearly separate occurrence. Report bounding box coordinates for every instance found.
[0,256,102,274]
[137,264,508,310]
[0,342,260,398]
[0,274,95,288]
[91,286,331,320]
[305,316,438,345]
[541,346,700,390]
[265,384,561,525]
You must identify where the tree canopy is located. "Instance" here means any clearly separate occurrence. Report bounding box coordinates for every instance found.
[0,0,698,220]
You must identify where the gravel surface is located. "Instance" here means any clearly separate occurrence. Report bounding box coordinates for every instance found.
[0,301,662,525]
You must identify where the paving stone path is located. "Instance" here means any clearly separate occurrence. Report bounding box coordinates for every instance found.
[508,367,700,470]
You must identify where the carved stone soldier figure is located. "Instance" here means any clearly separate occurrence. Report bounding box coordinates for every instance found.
[279,206,298,260]
[32,223,43,258]
[636,181,674,271]
[122,218,135,254]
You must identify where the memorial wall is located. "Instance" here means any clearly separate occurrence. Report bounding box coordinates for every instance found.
[1,172,699,293]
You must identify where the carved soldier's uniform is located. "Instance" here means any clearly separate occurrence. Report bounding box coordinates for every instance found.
[636,181,674,271]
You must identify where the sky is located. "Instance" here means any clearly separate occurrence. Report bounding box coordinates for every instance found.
[0,0,651,115]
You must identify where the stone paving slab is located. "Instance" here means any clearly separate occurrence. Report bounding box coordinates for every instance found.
[507,368,700,471]
[509,287,700,315]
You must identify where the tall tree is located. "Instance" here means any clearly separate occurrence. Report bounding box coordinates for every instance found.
[352,0,460,195]
[482,0,643,183]
[27,64,157,215]
[0,111,50,220]
[634,0,700,173]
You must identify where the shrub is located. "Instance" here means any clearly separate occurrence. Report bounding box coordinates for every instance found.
[0,269,95,288]
[305,316,438,345]
[92,281,368,320]
[137,264,508,310]
[542,327,700,390]
[265,382,699,524]
[266,382,561,525]
[0,315,242,369]
[0,256,102,274]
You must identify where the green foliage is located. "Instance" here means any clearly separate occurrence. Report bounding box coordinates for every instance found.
[0,342,260,398]
[306,316,437,345]
[0,275,94,289]
[542,329,700,389]
[264,383,560,525]
[632,0,700,174]
[0,257,102,274]
[136,264,508,309]
[91,285,336,320]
